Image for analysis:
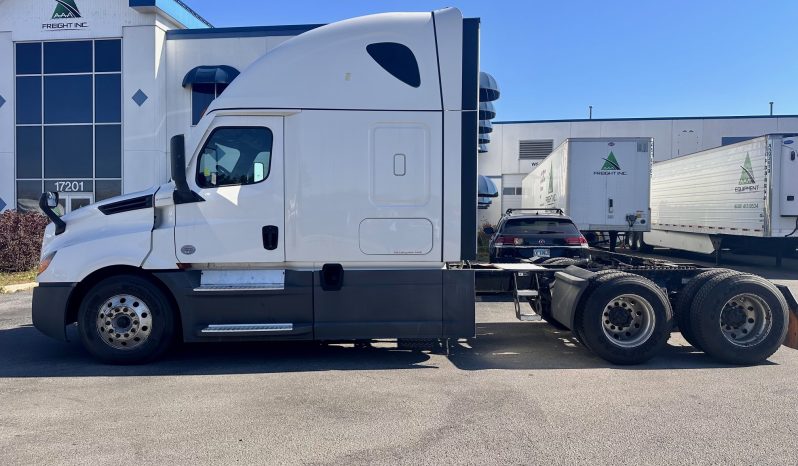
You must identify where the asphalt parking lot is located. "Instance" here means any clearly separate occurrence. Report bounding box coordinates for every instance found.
[1,250,797,465]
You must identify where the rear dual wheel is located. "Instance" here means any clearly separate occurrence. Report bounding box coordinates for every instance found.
[674,268,735,350]
[688,273,788,365]
[574,273,672,365]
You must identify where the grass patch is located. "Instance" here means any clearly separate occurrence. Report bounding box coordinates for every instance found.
[0,269,36,287]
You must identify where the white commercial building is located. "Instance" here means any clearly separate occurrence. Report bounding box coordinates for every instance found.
[0,0,320,213]
[478,116,798,225]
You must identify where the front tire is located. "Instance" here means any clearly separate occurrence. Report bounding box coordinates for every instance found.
[78,275,176,364]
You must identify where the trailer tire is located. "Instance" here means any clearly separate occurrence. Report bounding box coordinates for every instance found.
[77,275,176,364]
[575,274,672,364]
[689,273,789,365]
[675,269,734,350]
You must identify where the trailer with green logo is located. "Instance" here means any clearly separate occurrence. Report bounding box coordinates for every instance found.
[521,137,653,250]
[645,134,798,264]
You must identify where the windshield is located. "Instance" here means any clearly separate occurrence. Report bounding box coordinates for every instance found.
[501,218,580,235]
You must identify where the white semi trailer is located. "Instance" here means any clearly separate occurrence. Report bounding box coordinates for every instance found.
[31,10,797,365]
[646,134,798,265]
[521,138,652,250]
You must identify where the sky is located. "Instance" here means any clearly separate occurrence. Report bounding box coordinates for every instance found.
[185,0,798,122]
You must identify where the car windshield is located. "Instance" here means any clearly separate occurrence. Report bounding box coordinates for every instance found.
[501,218,580,235]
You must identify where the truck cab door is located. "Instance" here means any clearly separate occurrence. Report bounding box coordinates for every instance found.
[174,116,284,265]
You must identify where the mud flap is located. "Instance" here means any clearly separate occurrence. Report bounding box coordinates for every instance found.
[776,284,798,350]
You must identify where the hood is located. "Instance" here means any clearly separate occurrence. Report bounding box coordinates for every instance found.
[41,186,160,259]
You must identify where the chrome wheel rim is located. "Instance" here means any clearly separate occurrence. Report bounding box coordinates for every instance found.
[95,294,152,350]
[601,294,656,348]
[719,294,772,347]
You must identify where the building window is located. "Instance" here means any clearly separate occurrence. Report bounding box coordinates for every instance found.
[191,83,228,126]
[14,39,123,213]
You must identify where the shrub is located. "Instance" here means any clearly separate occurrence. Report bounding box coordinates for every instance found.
[478,222,497,247]
[0,210,50,273]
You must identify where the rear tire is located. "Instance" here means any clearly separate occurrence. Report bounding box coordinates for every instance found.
[575,273,672,364]
[571,271,640,351]
[689,273,789,365]
[78,275,176,364]
[675,269,734,350]
[542,257,586,266]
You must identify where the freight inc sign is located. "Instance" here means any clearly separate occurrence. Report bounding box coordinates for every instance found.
[594,152,627,176]
[43,0,88,31]
[735,153,759,193]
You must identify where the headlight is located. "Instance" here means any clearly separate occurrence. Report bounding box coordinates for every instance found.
[37,251,57,275]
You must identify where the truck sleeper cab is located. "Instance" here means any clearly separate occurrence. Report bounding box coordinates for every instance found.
[32,9,481,363]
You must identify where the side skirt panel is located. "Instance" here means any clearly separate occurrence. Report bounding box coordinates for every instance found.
[154,268,475,342]
[154,270,314,342]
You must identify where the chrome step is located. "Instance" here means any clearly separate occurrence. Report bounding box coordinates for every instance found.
[193,284,283,292]
[517,312,543,322]
[516,289,539,298]
[200,323,293,334]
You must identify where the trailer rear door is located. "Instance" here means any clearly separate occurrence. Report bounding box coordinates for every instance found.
[603,140,650,229]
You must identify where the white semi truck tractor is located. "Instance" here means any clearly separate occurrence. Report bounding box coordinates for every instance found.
[31,9,798,365]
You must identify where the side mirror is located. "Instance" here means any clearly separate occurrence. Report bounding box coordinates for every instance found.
[483,226,495,236]
[170,134,203,204]
[38,191,66,235]
[170,134,188,191]
[46,191,59,208]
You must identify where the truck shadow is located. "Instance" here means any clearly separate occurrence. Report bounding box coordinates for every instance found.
[448,322,752,371]
[0,322,767,378]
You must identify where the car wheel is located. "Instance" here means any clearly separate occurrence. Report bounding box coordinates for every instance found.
[78,275,176,364]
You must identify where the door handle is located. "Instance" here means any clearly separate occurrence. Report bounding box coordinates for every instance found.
[262,225,279,250]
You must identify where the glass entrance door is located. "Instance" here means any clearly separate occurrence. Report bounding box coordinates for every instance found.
[56,193,94,215]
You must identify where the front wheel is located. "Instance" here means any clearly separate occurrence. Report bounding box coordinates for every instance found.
[575,274,672,364]
[78,275,176,364]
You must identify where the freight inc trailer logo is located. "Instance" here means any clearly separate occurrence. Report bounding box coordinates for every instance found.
[43,0,88,30]
[543,166,557,204]
[735,153,759,193]
[594,151,627,175]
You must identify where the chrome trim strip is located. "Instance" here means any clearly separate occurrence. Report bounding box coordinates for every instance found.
[193,284,284,292]
[200,323,294,334]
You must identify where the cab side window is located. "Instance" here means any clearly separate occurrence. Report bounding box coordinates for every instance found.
[196,127,273,188]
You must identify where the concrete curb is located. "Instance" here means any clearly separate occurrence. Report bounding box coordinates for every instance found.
[0,282,37,294]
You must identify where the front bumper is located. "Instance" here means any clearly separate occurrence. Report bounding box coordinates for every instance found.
[32,282,76,341]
